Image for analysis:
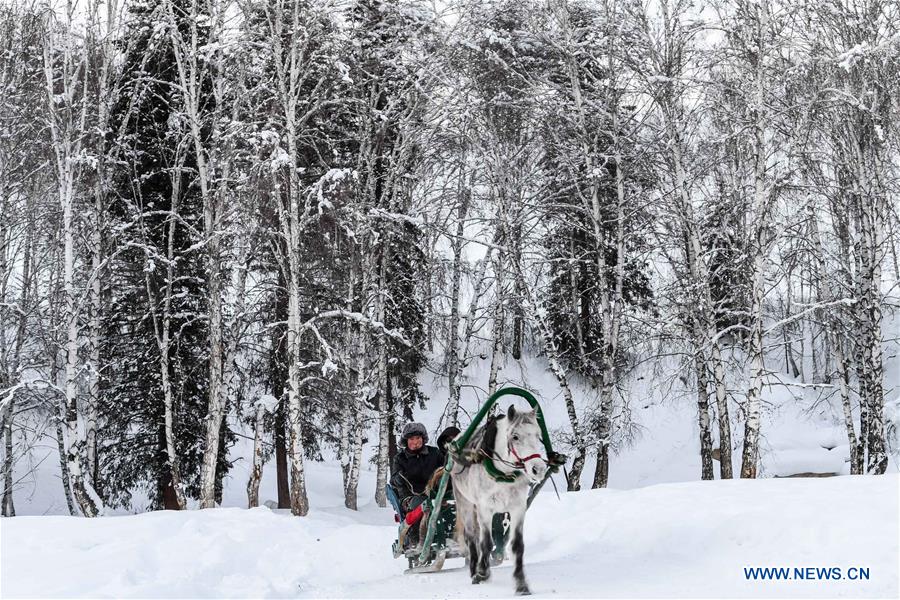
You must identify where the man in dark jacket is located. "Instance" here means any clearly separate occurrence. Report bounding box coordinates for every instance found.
[388,423,462,550]
[390,422,444,515]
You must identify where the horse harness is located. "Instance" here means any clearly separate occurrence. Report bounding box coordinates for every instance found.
[450,415,547,483]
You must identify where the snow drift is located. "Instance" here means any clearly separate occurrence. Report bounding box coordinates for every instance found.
[2,471,896,598]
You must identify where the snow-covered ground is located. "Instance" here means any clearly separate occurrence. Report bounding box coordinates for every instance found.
[2,465,897,598]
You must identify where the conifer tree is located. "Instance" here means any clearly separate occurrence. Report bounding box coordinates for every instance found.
[99,0,232,510]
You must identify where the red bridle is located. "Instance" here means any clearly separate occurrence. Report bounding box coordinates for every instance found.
[508,443,544,469]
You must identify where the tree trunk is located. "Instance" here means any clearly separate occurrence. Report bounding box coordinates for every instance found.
[343,248,368,511]
[834,335,861,474]
[286,273,309,516]
[592,373,614,489]
[861,198,887,475]
[42,0,102,518]
[855,343,870,468]
[198,221,225,509]
[444,183,470,428]
[55,395,76,517]
[710,343,733,479]
[695,347,715,480]
[487,237,506,398]
[852,133,887,474]
[449,253,492,423]
[345,405,365,510]
[374,247,390,508]
[1,396,14,516]
[274,405,291,509]
[247,402,266,508]
[222,234,250,482]
[62,161,99,518]
[487,295,504,398]
[740,0,771,480]
[511,272,524,360]
[149,175,186,510]
[741,247,767,479]
[159,422,180,510]
[374,351,390,508]
[165,0,227,510]
[86,107,107,496]
[0,196,9,517]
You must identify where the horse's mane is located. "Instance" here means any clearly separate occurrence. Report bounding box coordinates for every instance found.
[465,409,536,462]
[478,415,503,461]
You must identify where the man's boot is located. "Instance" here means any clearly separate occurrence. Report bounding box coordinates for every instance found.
[398,520,414,550]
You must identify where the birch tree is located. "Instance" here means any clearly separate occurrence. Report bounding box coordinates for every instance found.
[41,0,105,517]
[0,1,49,516]
[543,0,654,489]
[792,0,899,474]
[629,0,734,479]
[711,0,787,479]
[164,0,250,507]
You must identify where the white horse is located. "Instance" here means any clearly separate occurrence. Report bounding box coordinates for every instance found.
[451,405,549,595]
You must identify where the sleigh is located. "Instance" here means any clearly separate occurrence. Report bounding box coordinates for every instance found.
[389,386,566,574]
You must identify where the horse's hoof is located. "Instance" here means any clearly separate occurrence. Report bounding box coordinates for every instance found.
[472,572,490,584]
[516,586,532,596]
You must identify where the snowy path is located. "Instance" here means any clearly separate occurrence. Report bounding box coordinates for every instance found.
[2,475,897,598]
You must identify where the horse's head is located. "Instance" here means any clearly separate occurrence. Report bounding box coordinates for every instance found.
[500,405,548,484]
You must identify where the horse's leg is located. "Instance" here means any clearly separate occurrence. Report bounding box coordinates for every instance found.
[509,507,530,595]
[457,495,479,580]
[474,508,493,583]
[467,513,480,581]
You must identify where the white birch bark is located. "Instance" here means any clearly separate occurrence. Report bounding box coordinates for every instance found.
[374,244,390,508]
[695,348,715,480]
[84,0,117,492]
[41,5,101,517]
[444,185,470,427]
[855,147,888,474]
[1,396,12,515]
[285,244,309,515]
[247,403,266,508]
[740,0,773,480]
[345,402,365,510]
[446,251,493,427]
[342,248,370,510]
[487,220,506,398]
[247,397,274,509]
[0,183,12,516]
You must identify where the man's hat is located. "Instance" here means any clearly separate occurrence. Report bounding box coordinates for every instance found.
[400,422,428,444]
